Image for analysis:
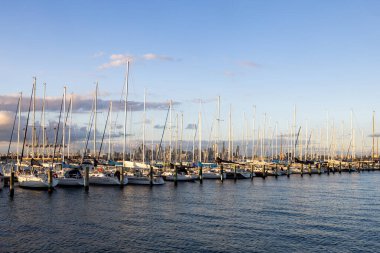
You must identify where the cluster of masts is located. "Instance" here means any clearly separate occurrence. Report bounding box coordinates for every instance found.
[4,64,379,166]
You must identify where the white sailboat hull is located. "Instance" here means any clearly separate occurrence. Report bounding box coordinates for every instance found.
[127,176,165,185]
[58,177,84,186]
[18,174,58,189]
[89,173,128,185]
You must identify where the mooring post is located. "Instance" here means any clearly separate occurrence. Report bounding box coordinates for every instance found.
[9,167,14,198]
[48,168,53,193]
[250,164,254,181]
[332,163,335,174]
[199,165,203,184]
[275,164,278,179]
[348,163,352,174]
[317,163,321,175]
[262,165,266,179]
[0,171,3,191]
[84,166,89,192]
[234,165,237,182]
[220,164,224,183]
[120,166,125,188]
[287,165,290,177]
[308,163,312,176]
[301,164,304,177]
[150,166,153,186]
[174,166,178,187]
[327,163,330,175]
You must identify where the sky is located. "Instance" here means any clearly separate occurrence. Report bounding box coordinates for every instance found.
[0,0,380,154]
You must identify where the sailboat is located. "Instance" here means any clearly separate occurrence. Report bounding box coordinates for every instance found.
[17,79,59,189]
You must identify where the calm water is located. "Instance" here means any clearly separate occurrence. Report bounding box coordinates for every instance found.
[1,172,380,253]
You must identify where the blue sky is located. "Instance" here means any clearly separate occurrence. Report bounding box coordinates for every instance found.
[1,0,380,152]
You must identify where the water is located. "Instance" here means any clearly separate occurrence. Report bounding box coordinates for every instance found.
[1,172,380,252]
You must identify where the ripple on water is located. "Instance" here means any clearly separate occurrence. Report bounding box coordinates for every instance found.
[1,172,380,252]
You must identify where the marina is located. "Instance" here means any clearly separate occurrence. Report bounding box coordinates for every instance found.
[2,1,380,252]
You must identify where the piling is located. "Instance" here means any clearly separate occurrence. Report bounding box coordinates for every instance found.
[300,164,304,177]
[308,164,312,176]
[234,165,237,182]
[220,164,224,183]
[348,163,352,174]
[275,164,278,179]
[287,165,290,177]
[317,163,321,175]
[120,167,125,188]
[0,173,3,191]
[84,166,89,192]
[9,169,14,198]
[250,165,254,181]
[199,165,203,184]
[48,168,53,193]
[327,163,330,175]
[174,166,178,186]
[150,166,153,186]
[339,162,342,174]
[332,163,335,174]
[262,165,266,179]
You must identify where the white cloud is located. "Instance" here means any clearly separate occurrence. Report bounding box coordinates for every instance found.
[142,53,174,61]
[98,53,175,70]
[98,54,133,70]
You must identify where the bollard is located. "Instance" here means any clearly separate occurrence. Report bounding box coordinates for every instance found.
[220,164,224,183]
[275,164,278,179]
[174,166,178,187]
[84,166,89,192]
[10,169,14,198]
[0,173,3,191]
[262,165,266,179]
[48,168,53,193]
[150,166,153,186]
[120,167,125,188]
[199,166,203,184]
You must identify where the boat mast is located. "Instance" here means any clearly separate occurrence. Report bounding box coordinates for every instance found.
[228,104,232,161]
[252,105,256,160]
[68,94,73,159]
[216,96,220,159]
[94,82,98,158]
[42,83,46,163]
[62,86,66,163]
[17,92,22,165]
[143,89,146,164]
[169,100,172,163]
[108,101,112,160]
[350,109,353,160]
[123,61,129,166]
[32,77,36,158]
[275,122,278,160]
[373,111,375,160]
[199,100,202,163]
[180,113,183,163]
